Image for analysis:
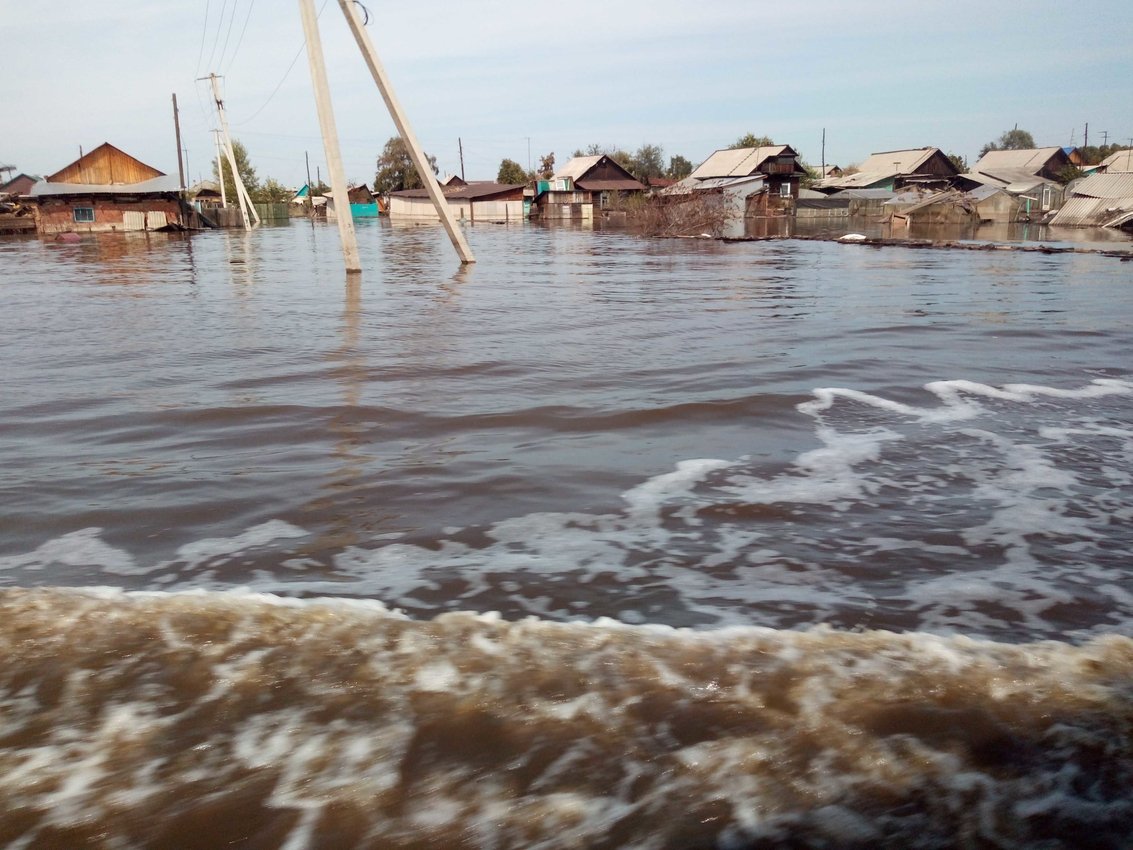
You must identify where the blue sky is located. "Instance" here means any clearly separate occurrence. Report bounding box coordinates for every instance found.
[5,1,1132,187]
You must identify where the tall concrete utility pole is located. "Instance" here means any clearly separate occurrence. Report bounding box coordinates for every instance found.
[298,0,361,273]
[337,0,475,264]
[203,72,260,230]
[213,130,228,208]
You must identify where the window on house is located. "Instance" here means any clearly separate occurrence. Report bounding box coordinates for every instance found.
[779,183,792,198]
[73,207,95,223]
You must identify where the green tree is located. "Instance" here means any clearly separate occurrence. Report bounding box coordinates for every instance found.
[730,133,775,149]
[1077,143,1129,166]
[946,152,967,172]
[628,143,665,184]
[538,152,555,178]
[373,136,437,195]
[979,127,1036,158]
[667,154,693,180]
[497,158,529,185]
[571,144,631,169]
[212,139,259,203]
[253,177,293,204]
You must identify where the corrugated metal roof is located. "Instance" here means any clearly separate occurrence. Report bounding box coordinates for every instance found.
[1098,150,1133,172]
[822,171,891,189]
[662,174,765,195]
[971,148,1062,175]
[1066,172,1133,199]
[965,168,1051,193]
[1049,195,1133,227]
[838,188,896,199]
[689,146,788,179]
[554,156,603,181]
[30,176,182,196]
[820,149,945,189]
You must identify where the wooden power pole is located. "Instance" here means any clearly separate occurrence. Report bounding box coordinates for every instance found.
[298,0,361,273]
[336,0,475,264]
[172,93,186,191]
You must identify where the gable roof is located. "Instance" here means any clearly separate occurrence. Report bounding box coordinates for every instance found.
[689,145,798,179]
[822,148,954,189]
[960,170,1057,194]
[971,147,1066,177]
[555,155,603,181]
[554,155,645,192]
[46,142,165,185]
[0,173,39,195]
[30,175,182,197]
[1099,149,1133,172]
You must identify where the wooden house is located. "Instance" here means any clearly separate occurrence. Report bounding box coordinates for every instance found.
[0,173,39,197]
[1095,149,1133,173]
[30,143,185,234]
[968,147,1072,186]
[664,145,807,216]
[958,147,1073,217]
[535,155,645,220]
[818,147,959,193]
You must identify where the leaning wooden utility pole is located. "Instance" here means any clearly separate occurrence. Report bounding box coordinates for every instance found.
[298,0,361,273]
[172,93,186,191]
[337,0,475,264]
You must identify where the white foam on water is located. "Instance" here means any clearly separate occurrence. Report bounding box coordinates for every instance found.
[1,587,1131,849]
[5,378,1133,642]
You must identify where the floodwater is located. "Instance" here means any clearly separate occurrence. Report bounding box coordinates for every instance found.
[1,220,1132,849]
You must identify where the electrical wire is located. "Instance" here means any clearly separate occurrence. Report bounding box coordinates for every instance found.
[194,0,211,77]
[204,0,229,72]
[231,0,330,126]
[223,0,257,75]
[215,0,241,72]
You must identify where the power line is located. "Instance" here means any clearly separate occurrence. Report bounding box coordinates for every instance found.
[232,0,329,126]
[216,0,242,72]
[204,0,229,72]
[224,0,257,74]
[194,0,211,77]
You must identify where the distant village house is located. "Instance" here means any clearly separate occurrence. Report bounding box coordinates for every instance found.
[534,155,645,221]
[388,179,526,223]
[663,145,807,217]
[817,147,959,193]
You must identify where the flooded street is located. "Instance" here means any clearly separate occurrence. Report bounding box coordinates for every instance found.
[1,220,1132,848]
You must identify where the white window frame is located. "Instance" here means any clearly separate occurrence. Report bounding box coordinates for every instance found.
[73,207,95,223]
